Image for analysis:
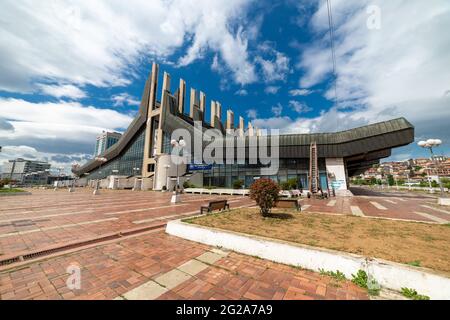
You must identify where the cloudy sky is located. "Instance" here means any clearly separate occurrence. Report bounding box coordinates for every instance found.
[1,0,449,173]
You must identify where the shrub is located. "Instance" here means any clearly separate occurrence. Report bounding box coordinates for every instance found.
[249,178,280,217]
[351,270,380,296]
[280,178,298,191]
[232,179,244,189]
[183,181,196,189]
[0,178,12,189]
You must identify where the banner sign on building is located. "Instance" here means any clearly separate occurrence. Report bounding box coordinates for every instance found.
[187,164,213,171]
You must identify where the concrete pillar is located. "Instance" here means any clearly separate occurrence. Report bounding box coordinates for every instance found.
[216,102,222,123]
[149,62,158,113]
[154,71,170,156]
[226,110,234,130]
[238,116,245,137]
[210,101,217,127]
[142,63,159,177]
[199,92,206,113]
[189,88,197,118]
[248,122,254,137]
[325,158,349,194]
[178,79,186,115]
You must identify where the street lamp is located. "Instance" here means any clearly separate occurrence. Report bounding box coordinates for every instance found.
[93,157,107,195]
[418,139,444,196]
[170,138,186,203]
[132,167,141,191]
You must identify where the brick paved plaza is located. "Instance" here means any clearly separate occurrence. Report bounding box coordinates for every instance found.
[0,188,448,300]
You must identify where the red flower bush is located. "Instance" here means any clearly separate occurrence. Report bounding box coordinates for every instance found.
[249,178,280,217]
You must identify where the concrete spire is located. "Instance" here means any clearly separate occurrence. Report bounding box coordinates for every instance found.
[238,116,245,137]
[148,62,158,113]
[210,101,217,127]
[248,122,254,137]
[199,92,206,113]
[189,88,197,118]
[178,79,186,114]
[216,102,222,123]
[226,110,234,130]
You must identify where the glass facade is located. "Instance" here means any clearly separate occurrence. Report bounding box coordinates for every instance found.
[197,158,328,189]
[88,128,146,180]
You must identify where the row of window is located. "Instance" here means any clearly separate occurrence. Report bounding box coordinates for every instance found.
[87,128,146,180]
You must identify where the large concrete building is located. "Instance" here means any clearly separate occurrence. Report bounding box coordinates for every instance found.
[73,62,415,194]
[1,158,51,185]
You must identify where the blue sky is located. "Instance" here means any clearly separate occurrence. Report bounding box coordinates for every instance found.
[1,0,449,173]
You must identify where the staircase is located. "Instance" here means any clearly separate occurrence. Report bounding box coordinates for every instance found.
[309,142,319,194]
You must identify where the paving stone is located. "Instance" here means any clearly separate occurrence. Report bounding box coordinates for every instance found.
[196,252,225,265]
[177,259,209,276]
[122,280,167,300]
[154,269,192,290]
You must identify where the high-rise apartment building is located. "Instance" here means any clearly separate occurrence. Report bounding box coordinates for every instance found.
[94,132,122,156]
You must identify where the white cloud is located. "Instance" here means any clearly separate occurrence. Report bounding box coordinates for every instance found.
[235,89,248,96]
[289,100,312,114]
[112,93,140,107]
[38,84,87,100]
[0,0,257,93]
[252,116,293,131]
[271,104,283,116]
[0,98,133,156]
[289,88,313,96]
[294,0,450,153]
[246,109,258,119]
[255,42,290,83]
[265,86,280,94]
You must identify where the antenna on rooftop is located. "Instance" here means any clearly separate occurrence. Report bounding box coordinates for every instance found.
[326,0,339,132]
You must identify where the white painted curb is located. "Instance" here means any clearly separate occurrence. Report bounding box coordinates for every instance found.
[166,219,450,300]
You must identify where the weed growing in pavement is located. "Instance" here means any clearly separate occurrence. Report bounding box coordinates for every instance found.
[319,269,346,282]
[400,288,430,300]
[351,270,380,296]
[407,260,421,267]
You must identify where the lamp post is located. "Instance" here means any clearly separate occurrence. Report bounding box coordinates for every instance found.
[170,138,186,203]
[93,157,107,195]
[418,139,444,196]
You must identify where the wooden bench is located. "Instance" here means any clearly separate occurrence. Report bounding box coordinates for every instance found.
[275,199,301,211]
[200,200,230,214]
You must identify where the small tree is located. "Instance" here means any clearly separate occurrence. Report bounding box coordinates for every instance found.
[232,179,244,189]
[249,178,280,217]
[387,175,395,186]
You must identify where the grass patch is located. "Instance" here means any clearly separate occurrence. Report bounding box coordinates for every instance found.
[319,269,346,281]
[189,208,450,275]
[407,260,421,267]
[400,288,430,300]
[0,188,26,193]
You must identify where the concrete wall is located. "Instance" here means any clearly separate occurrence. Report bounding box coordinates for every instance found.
[326,158,348,191]
[154,154,187,191]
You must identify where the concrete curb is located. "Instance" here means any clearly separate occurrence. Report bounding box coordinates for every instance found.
[166,219,450,300]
